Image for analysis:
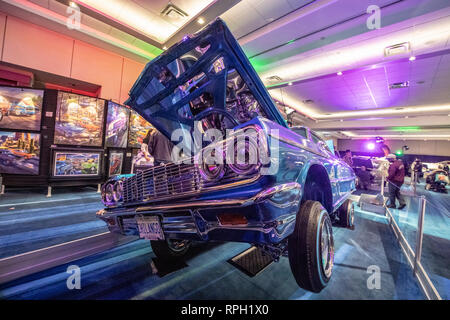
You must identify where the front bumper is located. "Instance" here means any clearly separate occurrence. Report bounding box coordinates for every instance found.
[97,182,301,245]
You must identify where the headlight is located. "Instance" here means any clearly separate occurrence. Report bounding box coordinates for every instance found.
[228,137,261,175]
[197,146,225,181]
[112,180,123,202]
[102,180,122,207]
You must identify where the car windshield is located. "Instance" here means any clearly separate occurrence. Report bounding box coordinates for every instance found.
[291,127,308,139]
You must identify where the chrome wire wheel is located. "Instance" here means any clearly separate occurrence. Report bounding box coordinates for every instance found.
[349,203,355,227]
[320,216,334,279]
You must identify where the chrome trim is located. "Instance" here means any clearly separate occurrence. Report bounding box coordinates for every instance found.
[135,182,301,212]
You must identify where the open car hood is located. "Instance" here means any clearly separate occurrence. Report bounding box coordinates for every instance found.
[125,18,287,141]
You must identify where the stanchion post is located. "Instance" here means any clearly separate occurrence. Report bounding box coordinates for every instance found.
[46,186,52,198]
[381,175,385,197]
[0,175,4,195]
[414,196,426,274]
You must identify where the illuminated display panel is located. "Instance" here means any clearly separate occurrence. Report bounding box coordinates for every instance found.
[0,131,40,175]
[53,151,101,177]
[0,86,44,131]
[105,102,130,148]
[108,151,123,176]
[128,110,153,148]
[54,92,105,147]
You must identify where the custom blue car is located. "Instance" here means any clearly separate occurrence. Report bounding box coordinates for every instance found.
[97,19,356,293]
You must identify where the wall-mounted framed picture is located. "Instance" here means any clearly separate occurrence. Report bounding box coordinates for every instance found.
[52,150,102,177]
[128,110,153,148]
[105,102,130,148]
[54,92,105,147]
[0,131,40,175]
[108,151,124,176]
[0,86,44,131]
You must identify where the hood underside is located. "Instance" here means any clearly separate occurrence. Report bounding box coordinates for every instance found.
[125,18,287,142]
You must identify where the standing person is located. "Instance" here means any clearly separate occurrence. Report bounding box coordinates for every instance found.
[413,159,423,184]
[386,154,406,210]
[357,166,371,190]
[343,150,353,167]
[143,127,174,166]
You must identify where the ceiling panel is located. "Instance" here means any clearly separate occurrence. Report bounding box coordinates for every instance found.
[76,0,215,43]
[276,51,450,115]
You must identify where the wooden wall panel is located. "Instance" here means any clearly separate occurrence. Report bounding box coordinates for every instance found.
[71,40,123,102]
[2,16,73,77]
[120,58,145,104]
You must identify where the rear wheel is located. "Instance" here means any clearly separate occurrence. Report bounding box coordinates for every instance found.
[288,200,334,293]
[150,239,191,261]
[337,199,355,230]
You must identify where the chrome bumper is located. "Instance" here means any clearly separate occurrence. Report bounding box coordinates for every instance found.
[97,182,301,243]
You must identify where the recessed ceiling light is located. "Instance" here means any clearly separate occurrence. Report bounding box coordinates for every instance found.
[337,71,343,76]
[389,81,409,89]
[197,17,205,25]
[162,46,167,50]
[69,1,78,8]
[288,82,293,86]
[384,42,411,57]
[409,56,416,61]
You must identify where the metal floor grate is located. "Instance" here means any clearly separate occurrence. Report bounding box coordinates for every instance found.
[228,246,274,277]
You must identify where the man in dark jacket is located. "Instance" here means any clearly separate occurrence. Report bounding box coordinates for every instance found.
[357,166,371,190]
[143,128,174,165]
[386,154,406,209]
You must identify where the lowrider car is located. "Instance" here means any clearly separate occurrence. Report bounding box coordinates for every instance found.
[97,19,356,293]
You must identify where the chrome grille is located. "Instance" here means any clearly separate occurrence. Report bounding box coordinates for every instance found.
[122,161,249,205]
[123,162,201,204]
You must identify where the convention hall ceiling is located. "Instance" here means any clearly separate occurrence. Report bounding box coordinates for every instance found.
[1,0,449,140]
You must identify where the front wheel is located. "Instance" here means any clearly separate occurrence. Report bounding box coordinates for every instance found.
[288,200,334,293]
[337,199,355,230]
[150,239,191,261]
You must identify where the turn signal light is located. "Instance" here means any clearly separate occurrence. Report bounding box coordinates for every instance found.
[218,214,248,226]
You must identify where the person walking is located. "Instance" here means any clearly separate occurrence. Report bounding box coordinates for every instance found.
[386,154,406,210]
[343,150,353,167]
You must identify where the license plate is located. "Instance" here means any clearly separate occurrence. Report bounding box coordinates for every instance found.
[136,216,164,240]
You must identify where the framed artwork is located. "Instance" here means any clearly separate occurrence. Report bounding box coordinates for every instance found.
[54,92,105,146]
[128,110,153,148]
[105,102,130,148]
[108,151,124,176]
[0,86,44,131]
[0,131,40,175]
[53,151,101,177]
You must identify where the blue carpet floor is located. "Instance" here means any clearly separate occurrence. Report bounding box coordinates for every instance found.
[0,187,107,258]
[1,184,448,300]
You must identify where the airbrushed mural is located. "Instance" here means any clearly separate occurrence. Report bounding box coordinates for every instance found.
[54,152,101,177]
[0,87,44,131]
[105,102,129,148]
[128,110,153,148]
[0,131,40,175]
[54,92,105,147]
